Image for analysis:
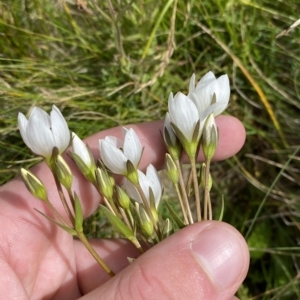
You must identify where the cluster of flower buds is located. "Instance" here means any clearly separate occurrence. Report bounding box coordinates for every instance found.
[18,71,230,275]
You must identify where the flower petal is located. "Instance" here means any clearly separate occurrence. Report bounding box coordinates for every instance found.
[99,139,127,174]
[72,132,92,166]
[168,92,199,142]
[123,177,142,204]
[18,112,30,148]
[195,71,216,90]
[26,113,55,157]
[192,79,218,114]
[30,107,51,127]
[215,74,230,106]
[104,136,122,148]
[146,164,162,207]
[164,112,177,145]
[50,105,70,154]
[123,128,142,167]
[188,73,196,94]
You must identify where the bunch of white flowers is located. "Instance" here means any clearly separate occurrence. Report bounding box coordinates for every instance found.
[18,71,230,276]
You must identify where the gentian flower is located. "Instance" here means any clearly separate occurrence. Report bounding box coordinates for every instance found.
[168,92,201,143]
[188,71,230,117]
[70,132,96,182]
[123,164,162,209]
[99,127,143,176]
[18,105,70,161]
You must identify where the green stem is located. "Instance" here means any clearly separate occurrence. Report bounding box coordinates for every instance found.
[204,159,211,221]
[45,198,69,227]
[77,231,115,277]
[53,173,75,225]
[67,188,75,212]
[175,159,193,224]
[174,183,189,225]
[191,158,201,222]
[119,207,132,231]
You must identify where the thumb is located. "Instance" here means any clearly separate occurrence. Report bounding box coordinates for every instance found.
[80,221,249,300]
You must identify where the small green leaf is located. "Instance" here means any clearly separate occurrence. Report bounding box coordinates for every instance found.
[35,209,76,235]
[162,218,173,239]
[100,205,135,240]
[218,195,225,221]
[74,193,83,232]
[164,200,185,229]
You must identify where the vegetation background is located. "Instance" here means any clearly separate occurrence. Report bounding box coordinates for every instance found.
[1,0,300,298]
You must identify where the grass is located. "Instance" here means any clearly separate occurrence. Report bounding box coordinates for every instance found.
[1,0,300,298]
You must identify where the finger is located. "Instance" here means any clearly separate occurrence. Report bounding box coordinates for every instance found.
[77,221,249,300]
[73,239,140,294]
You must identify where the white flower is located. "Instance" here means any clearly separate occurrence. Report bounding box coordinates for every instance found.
[123,164,162,208]
[188,71,230,117]
[71,132,96,182]
[168,92,200,143]
[18,105,70,160]
[99,127,143,175]
[71,132,94,167]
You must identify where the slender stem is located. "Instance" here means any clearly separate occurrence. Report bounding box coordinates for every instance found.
[67,188,75,212]
[77,231,115,277]
[45,198,69,226]
[208,194,212,221]
[174,183,189,225]
[103,197,116,215]
[185,168,193,196]
[190,158,201,222]
[52,170,75,225]
[175,159,193,224]
[204,159,211,221]
[119,207,132,231]
[128,232,145,254]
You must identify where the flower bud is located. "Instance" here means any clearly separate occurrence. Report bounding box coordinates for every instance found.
[165,153,179,184]
[95,168,115,200]
[200,163,212,191]
[55,155,73,189]
[21,168,48,201]
[138,205,154,238]
[115,186,130,210]
[149,187,159,224]
[70,132,96,184]
[202,114,219,161]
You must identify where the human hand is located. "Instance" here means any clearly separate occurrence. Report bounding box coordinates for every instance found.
[0,116,249,299]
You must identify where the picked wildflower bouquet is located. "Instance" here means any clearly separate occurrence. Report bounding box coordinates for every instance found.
[19,71,230,276]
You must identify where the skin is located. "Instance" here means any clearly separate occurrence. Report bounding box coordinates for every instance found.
[0,115,249,300]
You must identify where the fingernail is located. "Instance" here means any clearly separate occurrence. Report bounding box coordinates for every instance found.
[191,225,245,289]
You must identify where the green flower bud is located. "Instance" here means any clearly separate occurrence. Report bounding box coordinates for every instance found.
[21,168,48,201]
[115,186,130,210]
[165,153,179,184]
[55,155,73,189]
[70,132,96,184]
[148,187,159,224]
[202,114,219,161]
[200,163,212,191]
[95,168,115,200]
[138,205,154,238]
